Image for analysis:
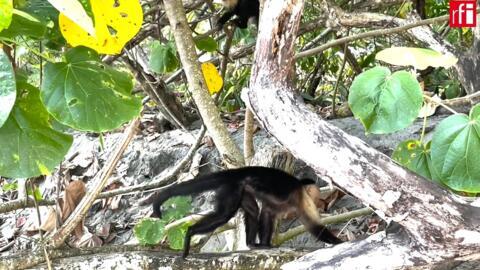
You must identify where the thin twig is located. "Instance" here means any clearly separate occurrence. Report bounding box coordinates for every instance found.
[423,94,458,114]
[47,118,140,248]
[214,25,235,103]
[332,36,349,118]
[443,91,480,106]
[420,104,428,144]
[30,180,52,270]
[273,207,374,245]
[295,13,451,59]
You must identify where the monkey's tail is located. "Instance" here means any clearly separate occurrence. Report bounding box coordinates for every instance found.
[298,188,343,244]
[151,173,234,218]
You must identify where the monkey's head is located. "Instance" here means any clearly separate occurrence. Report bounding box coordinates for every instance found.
[214,0,238,9]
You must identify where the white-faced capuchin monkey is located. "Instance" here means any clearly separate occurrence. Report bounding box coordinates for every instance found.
[216,0,260,29]
[151,166,342,258]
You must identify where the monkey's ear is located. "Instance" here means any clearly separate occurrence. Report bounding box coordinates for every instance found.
[300,178,316,185]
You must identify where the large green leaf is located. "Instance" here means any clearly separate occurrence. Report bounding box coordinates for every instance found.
[134,218,165,245]
[0,50,16,128]
[0,0,13,32]
[162,196,192,221]
[149,41,179,74]
[0,82,72,178]
[166,223,188,250]
[431,105,480,192]
[41,47,142,132]
[348,66,423,134]
[392,140,439,182]
[194,37,217,52]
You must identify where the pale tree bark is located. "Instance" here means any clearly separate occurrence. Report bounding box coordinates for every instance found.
[243,108,255,164]
[456,12,480,95]
[242,0,480,268]
[0,245,305,270]
[162,0,244,168]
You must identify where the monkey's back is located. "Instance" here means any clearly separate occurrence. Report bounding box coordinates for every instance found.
[230,166,305,199]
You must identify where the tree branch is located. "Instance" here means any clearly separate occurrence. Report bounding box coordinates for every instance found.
[162,0,244,168]
[47,118,141,248]
[243,0,480,267]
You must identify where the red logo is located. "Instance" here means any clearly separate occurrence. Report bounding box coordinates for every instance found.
[449,0,477,27]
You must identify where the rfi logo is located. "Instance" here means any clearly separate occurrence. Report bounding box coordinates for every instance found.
[449,0,477,27]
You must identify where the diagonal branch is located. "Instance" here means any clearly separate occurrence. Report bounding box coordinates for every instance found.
[243,0,480,268]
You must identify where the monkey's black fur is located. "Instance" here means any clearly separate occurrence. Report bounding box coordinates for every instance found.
[151,166,342,258]
[217,0,260,29]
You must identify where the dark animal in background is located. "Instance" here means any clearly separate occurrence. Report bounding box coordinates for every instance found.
[217,0,260,29]
[151,166,342,258]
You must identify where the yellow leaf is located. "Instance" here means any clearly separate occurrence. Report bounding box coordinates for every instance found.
[201,62,223,94]
[59,0,143,55]
[48,0,95,36]
[375,47,458,70]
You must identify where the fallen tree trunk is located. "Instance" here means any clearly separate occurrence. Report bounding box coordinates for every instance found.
[242,0,480,268]
[282,231,480,270]
[0,245,306,270]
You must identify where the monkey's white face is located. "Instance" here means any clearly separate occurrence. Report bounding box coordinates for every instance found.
[215,0,238,9]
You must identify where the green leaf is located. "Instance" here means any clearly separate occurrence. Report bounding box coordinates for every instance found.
[444,80,461,99]
[0,50,16,128]
[149,41,179,74]
[162,196,192,221]
[375,47,458,70]
[0,0,13,32]
[431,104,480,192]
[27,185,43,201]
[2,180,17,192]
[233,28,255,45]
[348,66,423,134]
[392,140,439,181]
[18,0,66,48]
[0,9,47,39]
[194,37,217,52]
[134,218,166,245]
[166,223,188,250]
[41,47,142,132]
[0,82,73,178]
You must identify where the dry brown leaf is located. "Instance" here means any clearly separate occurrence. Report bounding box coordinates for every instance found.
[62,180,86,219]
[74,229,103,248]
[367,217,381,234]
[345,230,356,241]
[108,195,122,210]
[100,180,124,210]
[418,94,441,118]
[15,216,26,228]
[40,180,86,238]
[39,206,59,232]
[96,224,111,238]
[203,136,214,147]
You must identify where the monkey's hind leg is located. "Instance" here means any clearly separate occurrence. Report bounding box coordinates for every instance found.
[257,208,275,247]
[241,192,259,246]
[182,185,243,258]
